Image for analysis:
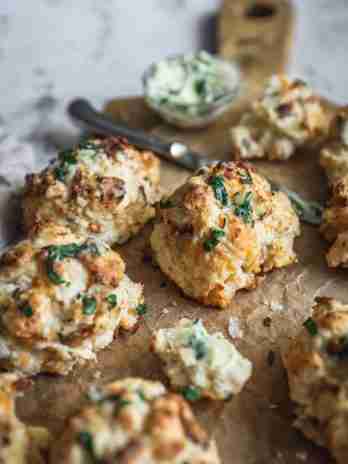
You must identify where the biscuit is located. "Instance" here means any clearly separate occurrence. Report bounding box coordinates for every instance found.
[23,136,160,245]
[0,222,144,375]
[152,318,252,400]
[231,75,329,161]
[320,111,348,267]
[282,297,348,464]
[49,377,221,463]
[0,373,50,463]
[150,161,300,307]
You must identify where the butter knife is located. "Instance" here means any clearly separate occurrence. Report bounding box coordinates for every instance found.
[68,98,323,226]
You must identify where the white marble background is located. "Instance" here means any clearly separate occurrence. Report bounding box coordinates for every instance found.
[0,0,347,238]
[0,0,347,143]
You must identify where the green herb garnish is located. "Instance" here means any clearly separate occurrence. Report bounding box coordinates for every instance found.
[54,149,77,182]
[159,199,175,209]
[47,243,84,261]
[78,139,98,151]
[20,305,33,318]
[46,261,66,286]
[208,175,229,207]
[195,79,206,96]
[232,191,253,224]
[203,228,225,252]
[45,243,85,285]
[82,296,97,316]
[78,431,95,458]
[303,318,318,336]
[181,386,201,402]
[106,294,117,309]
[137,390,146,401]
[136,303,147,315]
[188,334,208,360]
[238,170,253,185]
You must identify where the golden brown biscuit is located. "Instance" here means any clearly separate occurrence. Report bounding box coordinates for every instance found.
[23,136,161,245]
[49,377,221,464]
[0,373,50,464]
[320,111,348,267]
[0,223,144,375]
[320,109,348,185]
[152,318,252,400]
[231,75,329,161]
[151,161,300,308]
[282,297,348,464]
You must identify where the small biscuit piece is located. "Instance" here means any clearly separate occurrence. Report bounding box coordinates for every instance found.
[0,222,144,375]
[0,373,50,463]
[231,75,329,161]
[23,136,161,245]
[320,109,348,184]
[151,161,300,308]
[152,318,252,400]
[49,377,221,464]
[282,297,348,464]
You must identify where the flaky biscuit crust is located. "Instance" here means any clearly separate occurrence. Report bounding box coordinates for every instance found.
[0,374,50,464]
[320,110,348,267]
[151,161,300,308]
[23,137,161,245]
[282,297,348,464]
[50,377,220,464]
[231,75,329,161]
[0,223,144,375]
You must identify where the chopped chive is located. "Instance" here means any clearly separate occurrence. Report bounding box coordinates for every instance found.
[20,305,33,318]
[136,303,147,315]
[303,318,318,336]
[208,175,229,207]
[203,228,225,252]
[181,386,201,402]
[82,296,97,316]
[106,294,117,309]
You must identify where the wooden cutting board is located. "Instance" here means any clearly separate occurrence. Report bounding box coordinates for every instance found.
[17,2,339,464]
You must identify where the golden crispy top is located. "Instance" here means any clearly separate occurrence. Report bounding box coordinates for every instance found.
[0,222,132,348]
[254,75,328,141]
[50,377,220,463]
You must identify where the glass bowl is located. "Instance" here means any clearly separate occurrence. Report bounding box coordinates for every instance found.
[142,52,242,129]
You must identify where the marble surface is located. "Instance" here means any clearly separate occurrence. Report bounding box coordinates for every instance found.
[0,0,347,200]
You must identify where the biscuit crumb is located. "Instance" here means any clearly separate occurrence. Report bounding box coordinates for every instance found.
[228,317,244,339]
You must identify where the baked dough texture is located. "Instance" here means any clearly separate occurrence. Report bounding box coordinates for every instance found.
[230,75,328,161]
[320,110,348,267]
[0,373,50,464]
[150,161,300,308]
[0,223,144,375]
[152,318,252,400]
[49,377,221,464]
[23,136,161,245]
[282,297,348,464]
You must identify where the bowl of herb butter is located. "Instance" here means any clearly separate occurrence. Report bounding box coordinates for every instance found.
[143,51,241,129]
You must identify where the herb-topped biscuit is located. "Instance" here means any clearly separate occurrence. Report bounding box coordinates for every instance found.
[23,136,160,245]
[0,374,51,463]
[152,318,252,400]
[150,161,300,307]
[49,377,221,464]
[0,223,145,375]
[230,75,329,161]
[282,297,348,464]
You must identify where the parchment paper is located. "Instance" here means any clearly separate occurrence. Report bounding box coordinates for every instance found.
[0,96,332,464]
